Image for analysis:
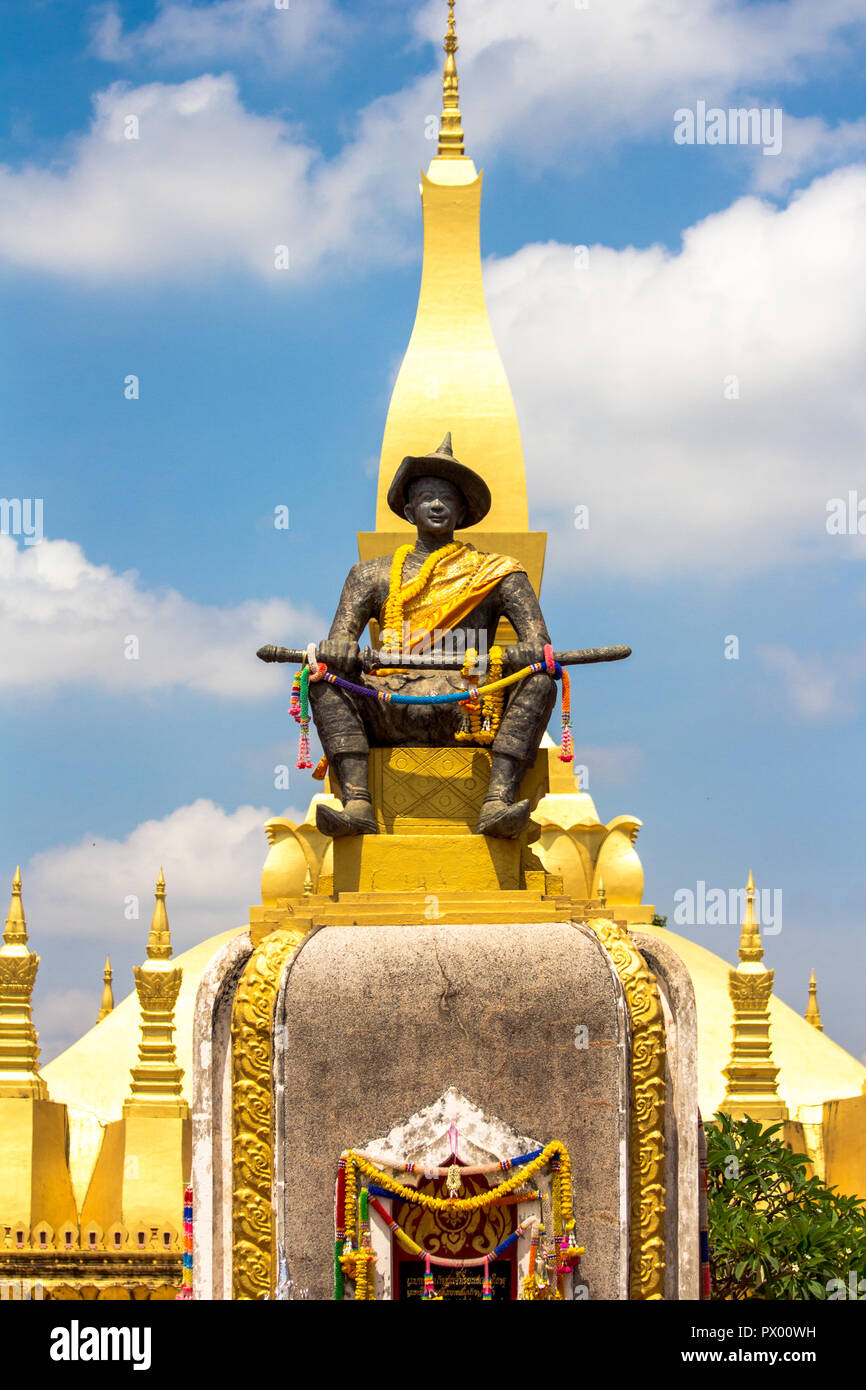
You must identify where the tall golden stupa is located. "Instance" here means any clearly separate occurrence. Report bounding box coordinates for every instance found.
[2,1,864,1297]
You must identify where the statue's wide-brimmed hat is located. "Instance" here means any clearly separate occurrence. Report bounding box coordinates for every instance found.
[387,433,491,528]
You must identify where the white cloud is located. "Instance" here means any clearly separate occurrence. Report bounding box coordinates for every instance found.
[751,114,866,194]
[91,0,344,68]
[758,643,865,721]
[2,2,865,281]
[484,165,866,579]
[0,75,358,280]
[0,70,443,281]
[0,535,324,695]
[19,796,305,947]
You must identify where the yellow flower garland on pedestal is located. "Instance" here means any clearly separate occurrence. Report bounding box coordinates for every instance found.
[346,1140,575,1219]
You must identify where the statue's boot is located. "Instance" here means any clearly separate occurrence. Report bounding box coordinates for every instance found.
[476,795,531,839]
[316,796,378,838]
[315,752,379,837]
[475,751,530,839]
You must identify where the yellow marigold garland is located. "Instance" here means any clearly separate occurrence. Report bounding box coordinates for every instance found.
[346,1140,571,1215]
[552,1163,562,1237]
[339,1247,376,1295]
[354,1248,376,1300]
[455,646,503,745]
[558,1146,576,1232]
[380,541,462,648]
[343,1155,357,1243]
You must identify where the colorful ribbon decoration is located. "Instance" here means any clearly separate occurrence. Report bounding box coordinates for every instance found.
[321,659,561,705]
[175,1184,193,1301]
[291,652,574,772]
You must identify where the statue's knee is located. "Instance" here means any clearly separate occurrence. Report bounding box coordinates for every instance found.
[526,670,557,702]
[530,672,558,721]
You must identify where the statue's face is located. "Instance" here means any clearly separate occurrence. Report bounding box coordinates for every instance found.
[404,475,466,534]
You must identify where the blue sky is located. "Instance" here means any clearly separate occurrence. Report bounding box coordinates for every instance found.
[2,0,866,1062]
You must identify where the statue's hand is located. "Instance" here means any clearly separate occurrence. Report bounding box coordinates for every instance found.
[504,643,543,672]
[317,639,361,677]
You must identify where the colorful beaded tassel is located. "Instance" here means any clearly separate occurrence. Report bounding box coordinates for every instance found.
[289,666,313,769]
[558,668,573,762]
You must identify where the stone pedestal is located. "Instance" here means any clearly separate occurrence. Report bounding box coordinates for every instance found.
[271,921,630,1299]
[191,742,698,1301]
[192,911,699,1300]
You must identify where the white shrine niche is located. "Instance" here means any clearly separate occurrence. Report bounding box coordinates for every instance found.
[344,1087,583,1302]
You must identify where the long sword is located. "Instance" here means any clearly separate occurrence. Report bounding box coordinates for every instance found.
[256,643,631,672]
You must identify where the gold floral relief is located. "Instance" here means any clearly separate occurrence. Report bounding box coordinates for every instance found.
[0,952,39,994]
[585,918,666,1300]
[230,928,307,1300]
[728,968,774,1011]
[133,965,182,1009]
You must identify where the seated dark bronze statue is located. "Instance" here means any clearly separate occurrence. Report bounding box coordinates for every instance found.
[309,435,556,840]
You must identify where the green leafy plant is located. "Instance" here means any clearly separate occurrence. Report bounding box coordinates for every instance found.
[650,913,667,928]
[705,1113,866,1300]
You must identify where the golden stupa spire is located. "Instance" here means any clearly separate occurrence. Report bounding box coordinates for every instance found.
[5,865,27,944]
[124,869,186,1114]
[737,870,763,964]
[147,866,172,960]
[361,0,544,594]
[719,871,787,1122]
[805,969,823,1032]
[0,867,48,1098]
[438,0,465,158]
[97,953,115,1023]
